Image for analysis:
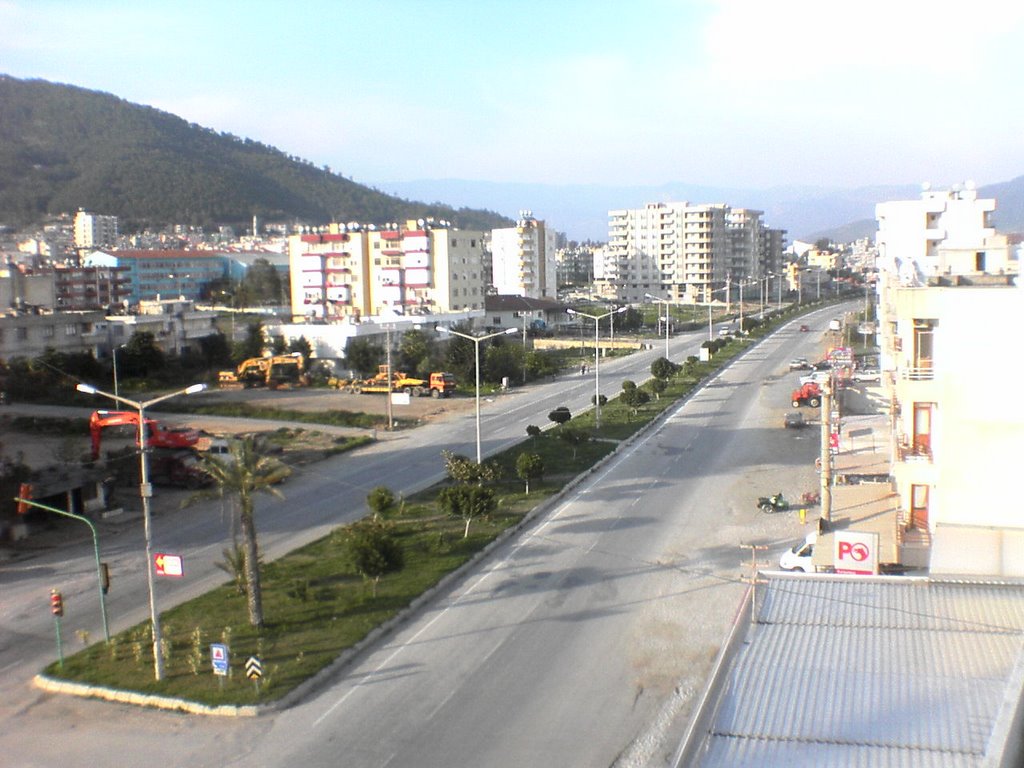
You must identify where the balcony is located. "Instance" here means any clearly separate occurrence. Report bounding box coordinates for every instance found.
[895,436,932,463]
[900,366,934,381]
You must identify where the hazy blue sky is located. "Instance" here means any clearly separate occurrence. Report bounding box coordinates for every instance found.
[4,0,1023,191]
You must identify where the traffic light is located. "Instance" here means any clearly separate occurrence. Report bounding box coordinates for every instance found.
[16,483,33,514]
[50,589,63,617]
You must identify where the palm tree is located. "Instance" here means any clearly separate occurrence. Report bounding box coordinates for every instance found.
[188,436,291,628]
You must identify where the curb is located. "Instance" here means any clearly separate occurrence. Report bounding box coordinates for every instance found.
[33,673,258,717]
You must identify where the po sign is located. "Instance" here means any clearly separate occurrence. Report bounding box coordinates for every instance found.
[834,531,879,575]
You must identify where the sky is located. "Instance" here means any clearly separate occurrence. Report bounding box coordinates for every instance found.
[3,0,1024,192]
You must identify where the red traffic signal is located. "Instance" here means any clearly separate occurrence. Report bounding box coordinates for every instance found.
[16,483,33,514]
[50,589,63,617]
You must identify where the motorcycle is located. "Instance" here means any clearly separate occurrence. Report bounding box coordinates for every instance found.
[757,492,789,514]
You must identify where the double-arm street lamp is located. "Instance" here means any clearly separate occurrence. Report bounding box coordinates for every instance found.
[566,306,626,429]
[435,326,517,464]
[644,294,672,358]
[75,381,208,681]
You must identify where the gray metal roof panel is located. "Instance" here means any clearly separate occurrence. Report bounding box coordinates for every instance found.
[692,577,1024,767]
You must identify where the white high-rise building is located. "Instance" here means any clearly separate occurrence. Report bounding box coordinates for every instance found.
[490,212,557,299]
[73,209,119,249]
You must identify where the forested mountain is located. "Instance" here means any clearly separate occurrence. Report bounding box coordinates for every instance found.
[0,75,512,232]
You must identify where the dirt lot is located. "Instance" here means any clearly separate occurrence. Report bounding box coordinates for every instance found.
[197,386,480,424]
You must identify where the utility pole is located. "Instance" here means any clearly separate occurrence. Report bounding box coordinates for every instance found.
[820,380,833,523]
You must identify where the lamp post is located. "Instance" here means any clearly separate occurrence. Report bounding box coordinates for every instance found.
[566,306,626,429]
[435,326,516,464]
[75,381,208,681]
[644,294,671,358]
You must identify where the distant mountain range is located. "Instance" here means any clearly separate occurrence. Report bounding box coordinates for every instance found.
[2,74,1022,245]
[0,75,512,233]
[379,176,1024,243]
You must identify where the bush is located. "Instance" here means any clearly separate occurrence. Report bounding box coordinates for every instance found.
[526,424,541,438]
[548,406,571,425]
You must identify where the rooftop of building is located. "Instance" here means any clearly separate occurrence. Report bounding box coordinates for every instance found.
[689,575,1024,767]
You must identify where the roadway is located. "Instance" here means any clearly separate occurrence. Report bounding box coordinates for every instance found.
[0,304,846,767]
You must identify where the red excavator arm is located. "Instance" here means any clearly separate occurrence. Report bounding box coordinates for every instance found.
[89,410,199,460]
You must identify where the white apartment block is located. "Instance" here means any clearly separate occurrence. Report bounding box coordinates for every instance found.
[73,209,119,249]
[874,185,1023,576]
[876,182,1016,285]
[288,222,486,322]
[605,202,782,305]
[490,213,557,299]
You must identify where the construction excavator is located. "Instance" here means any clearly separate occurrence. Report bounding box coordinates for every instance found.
[89,410,200,460]
[218,353,309,389]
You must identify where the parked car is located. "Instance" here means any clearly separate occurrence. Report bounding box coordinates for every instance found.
[780,533,816,572]
[799,369,833,387]
[852,368,881,382]
[789,358,811,371]
[784,411,806,429]
[799,324,810,332]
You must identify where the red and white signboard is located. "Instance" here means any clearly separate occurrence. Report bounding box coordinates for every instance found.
[154,552,184,578]
[833,531,878,575]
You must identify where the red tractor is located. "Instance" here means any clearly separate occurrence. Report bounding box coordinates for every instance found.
[791,382,822,408]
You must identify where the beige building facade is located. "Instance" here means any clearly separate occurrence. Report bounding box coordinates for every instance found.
[875,185,1023,576]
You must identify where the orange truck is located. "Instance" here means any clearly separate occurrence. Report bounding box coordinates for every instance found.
[331,367,456,397]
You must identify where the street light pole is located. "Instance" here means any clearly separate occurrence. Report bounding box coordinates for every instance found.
[75,381,208,681]
[645,294,670,359]
[566,306,625,429]
[435,326,516,464]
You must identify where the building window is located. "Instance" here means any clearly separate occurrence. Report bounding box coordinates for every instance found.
[910,484,929,530]
[975,251,986,272]
[65,324,78,336]
[912,402,933,455]
[912,320,935,370]
[43,326,55,338]
[16,327,27,341]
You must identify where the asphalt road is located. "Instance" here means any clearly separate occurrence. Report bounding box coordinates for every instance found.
[0,305,845,767]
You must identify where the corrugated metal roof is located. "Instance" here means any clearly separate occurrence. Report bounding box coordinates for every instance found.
[692,577,1024,767]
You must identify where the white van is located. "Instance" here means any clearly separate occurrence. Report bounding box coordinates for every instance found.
[828,318,842,332]
[780,533,816,572]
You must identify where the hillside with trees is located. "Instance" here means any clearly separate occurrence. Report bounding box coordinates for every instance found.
[0,75,512,232]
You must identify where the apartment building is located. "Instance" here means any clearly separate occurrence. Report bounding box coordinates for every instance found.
[73,209,119,249]
[288,221,487,322]
[604,202,783,305]
[83,249,229,303]
[490,213,557,299]
[875,185,1023,576]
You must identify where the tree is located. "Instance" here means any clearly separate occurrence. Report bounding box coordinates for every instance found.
[526,424,541,439]
[398,329,433,375]
[651,357,679,380]
[548,406,571,425]
[620,386,651,418]
[343,520,404,597]
[437,485,496,538]
[524,350,558,381]
[189,436,291,628]
[443,322,478,381]
[649,378,667,400]
[558,427,588,459]
[441,450,502,485]
[515,452,544,493]
[591,393,608,406]
[237,321,266,361]
[483,342,522,385]
[289,335,313,363]
[122,331,165,376]
[366,485,396,521]
[237,258,283,305]
[345,338,384,377]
